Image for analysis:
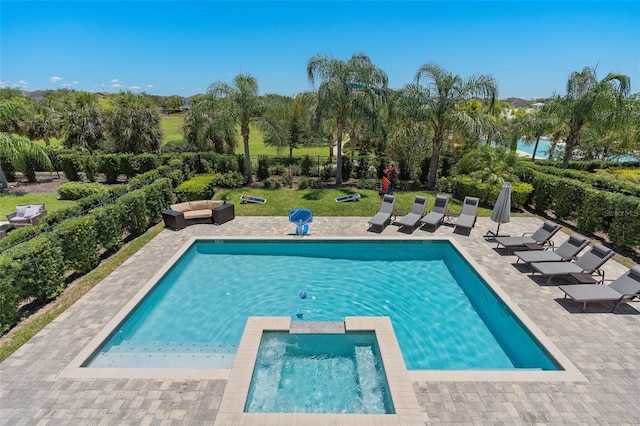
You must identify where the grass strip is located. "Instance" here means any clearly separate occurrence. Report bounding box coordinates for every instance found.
[0,222,164,362]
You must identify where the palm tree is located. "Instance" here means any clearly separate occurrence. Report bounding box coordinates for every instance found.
[62,92,105,150]
[544,66,630,168]
[401,64,498,189]
[105,92,162,153]
[307,52,388,186]
[0,100,52,188]
[183,96,237,154]
[520,110,555,160]
[208,74,262,183]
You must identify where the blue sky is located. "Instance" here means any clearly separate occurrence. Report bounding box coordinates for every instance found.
[1,1,638,99]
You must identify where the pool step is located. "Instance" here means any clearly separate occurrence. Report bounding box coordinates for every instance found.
[289,321,345,334]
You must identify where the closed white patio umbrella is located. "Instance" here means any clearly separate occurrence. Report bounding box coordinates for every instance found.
[485,181,511,240]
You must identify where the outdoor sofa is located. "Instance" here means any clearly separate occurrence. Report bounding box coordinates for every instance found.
[162,200,234,229]
[6,204,47,228]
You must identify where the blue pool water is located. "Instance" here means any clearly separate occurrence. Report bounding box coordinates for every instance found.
[87,240,560,371]
[245,332,394,414]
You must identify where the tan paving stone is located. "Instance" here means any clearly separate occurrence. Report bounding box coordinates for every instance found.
[1,216,639,424]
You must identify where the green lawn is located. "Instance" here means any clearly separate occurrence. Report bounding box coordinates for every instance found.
[0,194,75,217]
[215,188,493,217]
[161,115,330,157]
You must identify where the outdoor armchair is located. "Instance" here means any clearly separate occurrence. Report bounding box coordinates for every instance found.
[6,204,47,228]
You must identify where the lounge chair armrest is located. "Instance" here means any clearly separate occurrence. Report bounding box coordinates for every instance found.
[6,212,17,220]
[521,231,533,236]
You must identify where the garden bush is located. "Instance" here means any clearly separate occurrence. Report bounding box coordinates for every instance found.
[5,233,64,303]
[219,171,246,188]
[98,154,121,183]
[257,156,270,181]
[141,178,173,225]
[117,191,148,237]
[608,195,640,249]
[262,178,281,189]
[57,182,108,200]
[268,164,287,176]
[58,154,84,181]
[298,177,322,189]
[300,155,313,177]
[0,256,20,332]
[577,188,614,234]
[84,156,98,182]
[174,174,217,201]
[356,178,377,191]
[90,204,124,252]
[54,216,99,275]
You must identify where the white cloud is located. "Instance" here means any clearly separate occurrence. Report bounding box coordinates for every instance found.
[0,80,6,87]
[71,81,79,85]
[147,84,154,88]
[11,80,28,89]
[50,76,63,83]
[110,79,120,84]
[110,83,122,88]
[129,85,141,90]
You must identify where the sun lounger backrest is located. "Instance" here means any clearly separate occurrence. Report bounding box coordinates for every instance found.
[432,195,449,214]
[610,266,640,296]
[530,221,560,243]
[575,243,614,270]
[460,197,479,215]
[410,196,427,215]
[380,195,396,214]
[555,234,589,259]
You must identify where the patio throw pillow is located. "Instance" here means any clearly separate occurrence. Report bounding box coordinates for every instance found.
[23,207,40,218]
[15,205,28,217]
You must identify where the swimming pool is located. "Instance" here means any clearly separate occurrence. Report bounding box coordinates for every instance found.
[85,239,561,371]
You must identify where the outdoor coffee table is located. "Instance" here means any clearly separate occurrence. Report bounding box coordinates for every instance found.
[0,223,15,239]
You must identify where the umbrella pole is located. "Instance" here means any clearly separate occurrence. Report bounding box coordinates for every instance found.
[484,222,510,241]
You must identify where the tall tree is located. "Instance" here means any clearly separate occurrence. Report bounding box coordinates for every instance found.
[544,66,630,168]
[520,110,555,159]
[208,74,262,183]
[259,92,315,162]
[307,52,388,186]
[105,92,162,153]
[61,92,105,150]
[401,64,498,189]
[183,95,237,154]
[0,100,52,188]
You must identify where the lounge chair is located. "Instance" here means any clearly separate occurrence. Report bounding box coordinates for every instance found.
[453,196,479,234]
[514,233,590,266]
[6,204,47,228]
[559,265,640,312]
[494,220,562,253]
[367,195,396,231]
[397,196,428,232]
[419,194,449,230]
[529,243,615,285]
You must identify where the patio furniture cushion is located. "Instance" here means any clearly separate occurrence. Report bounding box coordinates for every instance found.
[15,205,28,217]
[24,207,41,218]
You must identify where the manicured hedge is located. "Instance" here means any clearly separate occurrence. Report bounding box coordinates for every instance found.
[453,176,533,208]
[0,167,182,333]
[57,182,109,200]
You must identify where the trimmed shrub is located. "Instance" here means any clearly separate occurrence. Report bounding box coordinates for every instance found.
[262,178,281,189]
[298,177,322,189]
[578,188,614,234]
[257,156,270,181]
[300,155,313,177]
[6,233,64,303]
[84,156,98,182]
[141,178,173,225]
[174,174,217,202]
[341,157,353,180]
[453,176,533,208]
[0,255,20,332]
[268,164,287,176]
[356,178,377,190]
[608,195,640,249]
[99,154,121,183]
[137,154,160,174]
[0,225,43,251]
[117,191,148,237]
[90,204,124,252]
[58,154,84,181]
[220,171,246,188]
[57,182,108,200]
[54,216,99,275]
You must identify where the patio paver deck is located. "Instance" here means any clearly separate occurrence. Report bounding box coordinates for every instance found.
[1,216,638,425]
